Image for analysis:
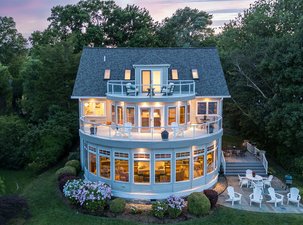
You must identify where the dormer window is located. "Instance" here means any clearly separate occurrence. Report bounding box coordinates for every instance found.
[172,69,178,80]
[104,69,110,79]
[192,69,199,79]
[125,69,131,80]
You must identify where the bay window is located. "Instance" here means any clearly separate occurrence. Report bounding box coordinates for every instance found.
[99,150,110,179]
[134,154,150,183]
[115,152,129,182]
[155,154,171,183]
[176,152,190,182]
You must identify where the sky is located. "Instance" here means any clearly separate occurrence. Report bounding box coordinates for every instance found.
[0,0,255,38]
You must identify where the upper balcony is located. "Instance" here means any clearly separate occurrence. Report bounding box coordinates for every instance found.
[79,115,222,143]
[106,80,196,102]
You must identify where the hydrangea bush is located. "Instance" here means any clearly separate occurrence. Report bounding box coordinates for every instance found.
[63,179,112,212]
[152,201,168,219]
[166,195,186,218]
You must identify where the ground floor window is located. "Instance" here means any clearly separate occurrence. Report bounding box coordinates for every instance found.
[193,149,204,178]
[134,154,150,183]
[115,152,129,182]
[89,152,96,175]
[176,152,190,182]
[99,150,110,179]
[207,151,215,173]
[155,154,171,183]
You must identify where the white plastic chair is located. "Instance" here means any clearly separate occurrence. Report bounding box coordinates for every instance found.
[249,188,263,208]
[251,181,264,191]
[246,169,252,176]
[263,175,273,187]
[161,82,174,96]
[171,122,184,138]
[122,122,132,138]
[238,174,249,188]
[267,187,284,207]
[126,83,138,96]
[287,187,301,207]
[226,186,242,206]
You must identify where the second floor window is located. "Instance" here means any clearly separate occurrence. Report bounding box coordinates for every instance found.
[84,102,106,116]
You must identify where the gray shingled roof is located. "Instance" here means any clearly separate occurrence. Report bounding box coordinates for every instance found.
[72,47,230,97]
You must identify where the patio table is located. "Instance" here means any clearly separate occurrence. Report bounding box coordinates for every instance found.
[246,174,263,181]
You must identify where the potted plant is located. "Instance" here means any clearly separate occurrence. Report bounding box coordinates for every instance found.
[161,130,169,140]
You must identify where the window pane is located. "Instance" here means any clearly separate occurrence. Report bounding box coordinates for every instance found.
[176,159,189,182]
[117,106,123,124]
[84,102,105,116]
[126,107,135,125]
[125,69,131,80]
[168,107,176,125]
[155,160,171,183]
[100,156,110,178]
[111,105,116,123]
[89,153,96,175]
[134,161,150,183]
[104,69,110,79]
[192,69,199,79]
[142,70,151,92]
[207,151,215,173]
[152,71,161,92]
[115,159,129,182]
[194,155,204,178]
[197,102,206,115]
[172,69,178,80]
[208,102,217,114]
[179,106,185,124]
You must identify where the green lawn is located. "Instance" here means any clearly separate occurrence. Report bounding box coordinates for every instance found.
[1,167,300,225]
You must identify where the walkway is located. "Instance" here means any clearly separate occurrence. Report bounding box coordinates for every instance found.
[216,176,303,213]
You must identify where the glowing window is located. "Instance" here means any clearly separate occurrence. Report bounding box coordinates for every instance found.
[168,107,176,125]
[99,155,110,179]
[179,106,185,124]
[89,152,96,175]
[192,69,199,79]
[172,69,178,80]
[155,160,171,183]
[134,154,150,183]
[84,102,106,116]
[125,69,131,80]
[104,69,110,79]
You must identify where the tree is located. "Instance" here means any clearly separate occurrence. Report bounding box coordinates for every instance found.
[0,64,12,114]
[157,7,214,47]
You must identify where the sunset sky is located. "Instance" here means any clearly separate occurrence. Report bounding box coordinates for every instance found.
[0,0,255,38]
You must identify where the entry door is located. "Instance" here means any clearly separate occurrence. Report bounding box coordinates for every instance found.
[141,70,161,93]
[140,107,162,132]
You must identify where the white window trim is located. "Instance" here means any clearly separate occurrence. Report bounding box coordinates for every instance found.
[114,151,130,183]
[192,149,205,180]
[82,101,107,117]
[167,106,177,126]
[133,153,151,185]
[196,101,219,116]
[154,153,172,184]
[175,151,191,183]
[99,149,111,180]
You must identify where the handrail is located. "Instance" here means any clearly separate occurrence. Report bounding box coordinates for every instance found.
[246,142,268,174]
[221,151,226,175]
[79,115,222,141]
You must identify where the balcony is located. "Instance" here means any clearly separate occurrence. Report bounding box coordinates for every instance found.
[106,80,196,102]
[79,115,222,142]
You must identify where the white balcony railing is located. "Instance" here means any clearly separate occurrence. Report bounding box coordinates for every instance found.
[106,80,195,98]
[80,115,222,141]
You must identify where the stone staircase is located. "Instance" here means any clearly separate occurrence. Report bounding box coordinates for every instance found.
[225,161,267,176]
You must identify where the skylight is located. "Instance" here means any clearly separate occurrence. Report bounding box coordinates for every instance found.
[192,69,199,79]
[104,69,110,79]
[125,69,131,80]
[172,69,178,80]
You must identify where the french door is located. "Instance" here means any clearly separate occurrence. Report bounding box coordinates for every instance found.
[140,107,163,132]
[141,70,162,93]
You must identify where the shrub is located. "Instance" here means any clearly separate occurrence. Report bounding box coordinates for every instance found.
[0,196,30,224]
[55,166,76,178]
[187,192,210,216]
[109,198,126,214]
[203,189,218,208]
[63,179,112,213]
[58,175,78,192]
[130,206,142,214]
[166,195,185,218]
[65,160,81,173]
[68,151,80,161]
[152,201,168,219]
[0,177,5,195]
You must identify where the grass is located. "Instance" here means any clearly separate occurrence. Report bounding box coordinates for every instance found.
[0,167,297,225]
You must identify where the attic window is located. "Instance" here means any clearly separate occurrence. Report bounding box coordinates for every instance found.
[104,69,110,79]
[192,69,199,79]
[172,69,178,80]
[124,69,131,80]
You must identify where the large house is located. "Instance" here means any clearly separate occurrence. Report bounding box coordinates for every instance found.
[72,47,230,199]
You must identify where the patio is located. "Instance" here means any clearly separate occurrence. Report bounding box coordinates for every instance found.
[216,176,303,213]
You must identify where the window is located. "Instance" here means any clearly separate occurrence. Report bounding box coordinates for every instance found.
[111,105,116,123]
[104,69,110,79]
[134,154,150,183]
[89,152,96,175]
[117,106,123,124]
[155,154,171,183]
[99,150,110,179]
[197,102,207,115]
[115,152,129,182]
[193,149,204,178]
[125,69,131,80]
[176,152,190,182]
[207,147,215,173]
[208,102,218,114]
[84,102,106,116]
[168,107,176,125]
[172,69,178,80]
[192,69,199,79]
[126,107,135,125]
[187,104,190,123]
[179,106,185,124]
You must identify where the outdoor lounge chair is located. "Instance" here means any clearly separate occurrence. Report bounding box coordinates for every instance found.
[246,169,253,176]
[161,82,174,96]
[238,174,249,188]
[226,186,242,206]
[126,83,138,96]
[263,175,273,188]
[287,187,301,207]
[122,122,132,138]
[267,187,284,207]
[171,122,184,138]
[249,187,263,208]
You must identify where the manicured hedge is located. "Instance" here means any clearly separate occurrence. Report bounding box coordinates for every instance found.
[109,198,126,214]
[65,160,81,172]
[55,166,76,178]
[187,192,210,216]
